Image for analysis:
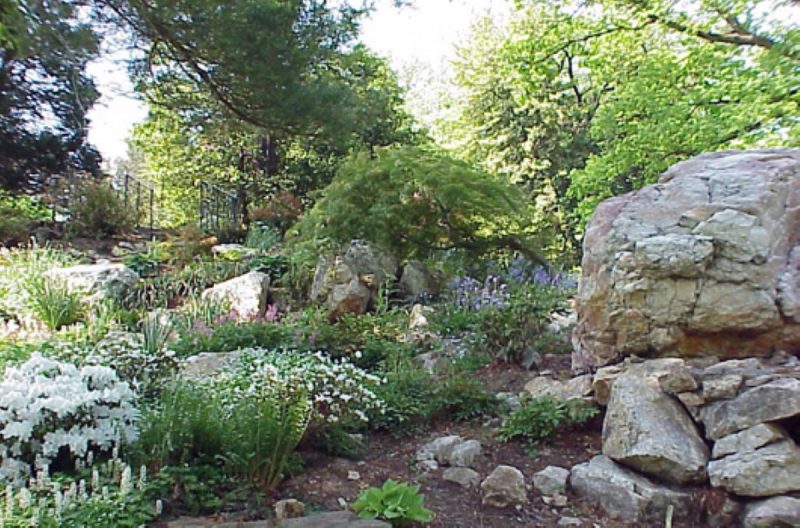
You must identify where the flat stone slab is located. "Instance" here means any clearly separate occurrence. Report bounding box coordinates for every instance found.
[700,377,800,440]
[278,512,390,528]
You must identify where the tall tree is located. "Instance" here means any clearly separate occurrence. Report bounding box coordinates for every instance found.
[0,0,101,191]
[438,0,799,264]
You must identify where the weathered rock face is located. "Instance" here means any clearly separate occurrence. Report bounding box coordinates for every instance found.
[202,271,270,322]
[398,261,438,300]
[45,262,138,302]
[602,373,709,484]
[699,377,800,440]
[570,455,692,523]
[310,240,399,320]
[573,149,800,371]
[743,496,800,528]
[708,440,800,497]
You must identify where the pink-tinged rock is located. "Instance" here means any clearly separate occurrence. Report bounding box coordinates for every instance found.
[573,149,800,372]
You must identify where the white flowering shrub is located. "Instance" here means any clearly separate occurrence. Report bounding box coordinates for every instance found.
[49,331,180,396]
[213,348,385,429]
[0,355,139,483]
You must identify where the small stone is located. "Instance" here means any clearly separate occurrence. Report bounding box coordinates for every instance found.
[480,465,528,508]
[442,467,480,489]
[533,466,570,496]
[542,493,568,507]
[743,496,800,528]
[347,470,360,481]
[557,516,583,527]
[520,348,542,370]
[447,439,482,468]
[275,499,304,521]
[417,435,462,464]
[337,497,347,509]
[415,459,439,473]
[496,392,522,411]
[702,374,743,401]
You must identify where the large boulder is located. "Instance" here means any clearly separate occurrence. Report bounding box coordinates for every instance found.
[45,262,138,302]
[570,455,692,523]
[310,240,399,320]
[201,271,270,322]
[602,373,709,484]
[572,149,800,371]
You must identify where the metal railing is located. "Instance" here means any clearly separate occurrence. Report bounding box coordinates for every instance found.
[117,173,156,233]
[199,181,241,232]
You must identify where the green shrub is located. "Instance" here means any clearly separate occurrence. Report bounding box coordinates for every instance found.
[0,244,76,323]
[430,375,499,422]
[172,321,293,356]
[65,179,136,238]
[247,254,289,280]
[244,222,281,251]
[353,480,434,526]
[289,146,545,262]
[24,275,84,330]
[0,191,51,247]
[477,284,569,363]
[498,396,598,454]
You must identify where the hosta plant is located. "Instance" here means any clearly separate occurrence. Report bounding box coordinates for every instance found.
[353,479,434,526]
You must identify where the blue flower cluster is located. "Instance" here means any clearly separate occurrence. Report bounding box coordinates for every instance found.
[506,257,577,290]
[448,275,509,310]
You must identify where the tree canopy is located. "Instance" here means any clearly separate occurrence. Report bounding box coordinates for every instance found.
[0,0,101,191]
[438,0,799,263]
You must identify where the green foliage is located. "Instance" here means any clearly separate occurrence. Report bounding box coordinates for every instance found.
[477,284,570,363]
[498,396,598,454]
[247,254,289,280]
[0,0,100,192]
[244,223,281,251]
[353,480,434,526]
[123,250,162,278]
[430,374,499,422]
[0,191,51,246]
[312,425,366,460]
[370,366,498,434]
[440,0,799,263]
[23,276,84,330]
[172,321,293,357]
[0,244,76,323]
[64,179,136,239]
[135,376,310,491]
[291,146,544,263]
[120,259,244,311]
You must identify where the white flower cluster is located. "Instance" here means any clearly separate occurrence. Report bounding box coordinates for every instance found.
[0,355,139,484]
[51,331,180,394]
[0,458,159,525]
[215,348,385,428]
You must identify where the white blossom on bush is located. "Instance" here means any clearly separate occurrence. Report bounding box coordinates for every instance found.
[0,355,138,483]
[49,331,180,395]
[210,348,385,428]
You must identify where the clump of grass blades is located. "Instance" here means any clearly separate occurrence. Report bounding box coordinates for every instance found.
[24,276,84,330]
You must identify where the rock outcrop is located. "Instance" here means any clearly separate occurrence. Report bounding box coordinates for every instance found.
[45,262,138,302]
[311,240,399,321]
[202,271,270,322]
[573,149,800,371]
